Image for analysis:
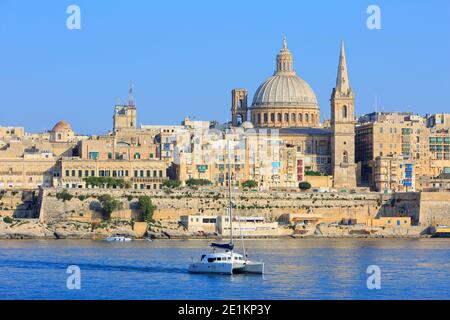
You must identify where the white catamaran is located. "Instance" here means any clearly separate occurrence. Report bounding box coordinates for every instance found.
[188,141,264,275]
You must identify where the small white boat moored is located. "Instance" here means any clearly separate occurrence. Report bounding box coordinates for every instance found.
[105,234,133,242]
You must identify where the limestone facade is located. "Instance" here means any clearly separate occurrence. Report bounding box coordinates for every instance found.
[356,112,450,191]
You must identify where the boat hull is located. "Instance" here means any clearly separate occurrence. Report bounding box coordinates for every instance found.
[234,262,264,274]
[188,262,234,275]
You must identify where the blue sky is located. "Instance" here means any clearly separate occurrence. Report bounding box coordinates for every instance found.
[0,0,449,134]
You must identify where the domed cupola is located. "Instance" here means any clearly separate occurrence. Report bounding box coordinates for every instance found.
[250,37,320,128]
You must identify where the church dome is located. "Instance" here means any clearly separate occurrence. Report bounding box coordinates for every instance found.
[250,37,320,128]
[51,120,72,132]
[252,74,318,107]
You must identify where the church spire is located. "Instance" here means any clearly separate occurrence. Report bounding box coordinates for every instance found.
[336,40,350,93]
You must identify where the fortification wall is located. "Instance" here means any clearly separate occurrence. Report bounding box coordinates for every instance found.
[39,188,383,223]
[418,192,450,226]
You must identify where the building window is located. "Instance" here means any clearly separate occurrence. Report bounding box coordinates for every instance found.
[298,113,302,122]
[277,113,282,122]
[159,170,163,177]
[71,170,76,177]
[291,113,295,122]
[270,113,275,123]
[284,113,289,122]
[257,114,261,124]
[147,170,151,177]
[343,151,348,163]
[343,105,348,118]
[263,113,268,123]
[89,152,99,160]
[66,170,70,177]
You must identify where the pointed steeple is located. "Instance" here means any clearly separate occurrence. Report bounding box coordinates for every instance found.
[336,40,350,93]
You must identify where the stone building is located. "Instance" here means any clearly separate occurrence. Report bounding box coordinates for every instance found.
[229,38,357,189]
[356,111,450,191]
[57,158,167,190]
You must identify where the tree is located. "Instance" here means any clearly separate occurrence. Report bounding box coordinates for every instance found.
[56,190,73,202]
[84,177,131,189]
[299,181,312,191]
[98,194,123,220]
[3,216,13,224]
[305,170,322,176]
[162,180,182,189]
[137,196,157,223]
[242,180,258,189]
[185,178,212,187]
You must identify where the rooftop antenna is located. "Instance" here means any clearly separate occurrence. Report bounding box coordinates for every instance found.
[128,81,135,107]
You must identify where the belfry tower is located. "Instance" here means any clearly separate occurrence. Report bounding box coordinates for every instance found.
[331,41,357,189]
[113,82,137,132]
[231,89,248,127]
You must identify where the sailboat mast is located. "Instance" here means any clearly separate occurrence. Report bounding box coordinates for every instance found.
[227,139,233,246]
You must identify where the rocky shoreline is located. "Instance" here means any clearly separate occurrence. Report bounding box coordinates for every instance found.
[0,218,433,240]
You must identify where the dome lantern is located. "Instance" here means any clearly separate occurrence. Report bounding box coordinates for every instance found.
[275,36,295,75]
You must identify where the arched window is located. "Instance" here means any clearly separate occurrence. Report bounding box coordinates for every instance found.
[277,113,282,122]
[291,113,295,122]
[343,105,348,118]
[284,113,289,122]
[257,114,261,124]
[263,113,268,123]
[343,151,348,163]
[270,113,275,123]
[311,114,315,124]
[298,113,302,122]
[305,114,309,123]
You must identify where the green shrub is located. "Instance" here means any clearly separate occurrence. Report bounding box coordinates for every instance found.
[98,194,123,220]
[299,181,312,191]
[56,190,73,202]
[3,216,13,224]
[242,180,258,189]
[162,180,182,189]
[84,177,131,189]
[137,196,157,223]
[305,170,322,176]
[186,178,212,187]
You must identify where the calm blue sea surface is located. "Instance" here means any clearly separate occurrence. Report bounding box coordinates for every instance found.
[0,239,449,300]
